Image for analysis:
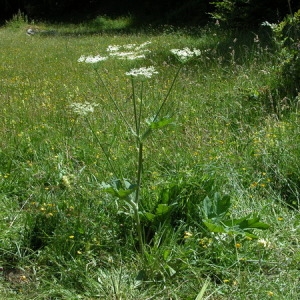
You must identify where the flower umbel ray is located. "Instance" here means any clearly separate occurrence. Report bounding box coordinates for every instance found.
[125,66,158,79]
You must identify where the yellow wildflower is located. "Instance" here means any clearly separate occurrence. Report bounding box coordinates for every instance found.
[184,231,193,239]
[19,275,27,281]
[235,243,242,249]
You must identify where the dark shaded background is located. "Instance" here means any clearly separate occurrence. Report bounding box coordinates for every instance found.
[1,0,300,27]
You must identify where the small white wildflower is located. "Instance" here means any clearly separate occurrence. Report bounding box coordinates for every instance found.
[125,66,158,78]
[62,175,72,189]
[170,47,201,62]
[78,55,108,63]
[261,21,277,30]
[211,232,228,242]
[78,55,86,62]
[69,101,99,116]
[257,238,272,249]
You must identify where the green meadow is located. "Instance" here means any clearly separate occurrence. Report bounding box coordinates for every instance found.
[0,14,299,299]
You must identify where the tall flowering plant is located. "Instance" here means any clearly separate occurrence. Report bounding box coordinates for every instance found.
[70,43,201,254]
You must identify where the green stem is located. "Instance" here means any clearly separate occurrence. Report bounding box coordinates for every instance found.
[86,117,118,176]
[134,200,144,254]
[287,0,293,16]
[135,141,144,254]
[138,81,144,135]
[135,142,143,204]
[131,76,139,144]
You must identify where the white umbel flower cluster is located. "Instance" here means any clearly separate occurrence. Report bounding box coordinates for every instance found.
[69,101,99,116]
[257,238,272,249]
[107,41,151,60]
[125,66,158,79]
[78,55,108,63]
[170,47,201,62]
[78,41,152,63]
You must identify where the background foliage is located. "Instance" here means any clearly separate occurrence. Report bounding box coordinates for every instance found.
[1,0,300,27]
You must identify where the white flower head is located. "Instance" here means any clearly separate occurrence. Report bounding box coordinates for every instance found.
[125,66,158,79]
[211,232,228,242]
[78,55,108,63]
[257,238,272,249]
[106,41,151,60]
[170,47,201,62]
[69,101,99,116]
[261,21,278,30]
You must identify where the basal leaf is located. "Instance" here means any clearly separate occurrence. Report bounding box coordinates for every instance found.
[101,178,136,200]
[223,216,269,230]
[117,188,135,199]
[102,186,119,197]
[215,193,231,216]
[202,196,212,219]
[246,220,270,230]
[203,220,226,233]
[202,193,231,219]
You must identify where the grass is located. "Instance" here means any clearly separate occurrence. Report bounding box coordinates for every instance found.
[0,15,299,299]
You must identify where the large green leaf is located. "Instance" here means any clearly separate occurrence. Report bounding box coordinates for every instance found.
[203,221,226,233]
[101,179,136,200]
[202,192,231,219]
[204,213,269,239]
[214,193,231,216]
[203,220,259,238]
[102,186,135,199]
[222,215,270,230]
